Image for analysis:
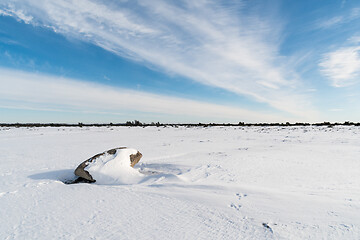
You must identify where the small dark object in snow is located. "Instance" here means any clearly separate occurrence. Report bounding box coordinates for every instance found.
[64,177,95,184]
[262,223,273,233]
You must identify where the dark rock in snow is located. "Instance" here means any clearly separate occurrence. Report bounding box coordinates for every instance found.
[130,151,142,167]
[74,147,142,183]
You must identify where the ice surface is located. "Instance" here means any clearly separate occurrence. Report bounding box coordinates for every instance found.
[0,126,359,239]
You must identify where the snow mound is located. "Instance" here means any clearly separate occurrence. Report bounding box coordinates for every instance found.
[85,148,144,185]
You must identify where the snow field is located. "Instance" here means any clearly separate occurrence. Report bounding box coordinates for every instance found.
[0,126,359,239]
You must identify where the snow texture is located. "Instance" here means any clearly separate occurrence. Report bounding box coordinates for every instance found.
[0,126,359,239]
[85,148,143,185]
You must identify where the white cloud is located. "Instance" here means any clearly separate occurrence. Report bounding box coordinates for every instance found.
[316,7,360,29]
[348,35,360,44]
[341,0,347,8]
[0,7,33,23]
[0,0,317,118]
[319,46,360,87]
[317,16,344,29]
[0,68,292,122]
[350,8,360,19]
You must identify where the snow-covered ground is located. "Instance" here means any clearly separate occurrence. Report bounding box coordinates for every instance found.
[0,126,359,239]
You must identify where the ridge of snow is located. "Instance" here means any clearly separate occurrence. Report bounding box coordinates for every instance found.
[85,148,143,185]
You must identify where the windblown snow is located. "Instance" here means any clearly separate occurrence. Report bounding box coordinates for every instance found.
[0,126,359,239]
[85,148,143,185]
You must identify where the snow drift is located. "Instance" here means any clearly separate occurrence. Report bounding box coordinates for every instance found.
[1,126,360,239]
[84,148,144,185]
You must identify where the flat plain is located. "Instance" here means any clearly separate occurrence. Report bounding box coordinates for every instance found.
[0,126,359,239]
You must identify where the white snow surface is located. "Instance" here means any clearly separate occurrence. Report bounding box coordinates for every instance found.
[85,148,143,185]
[0,126,359,239]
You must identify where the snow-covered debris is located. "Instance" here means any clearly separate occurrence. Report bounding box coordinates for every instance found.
[74,147,143,184]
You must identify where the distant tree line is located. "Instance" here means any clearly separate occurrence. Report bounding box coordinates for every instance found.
[1,121,360,128]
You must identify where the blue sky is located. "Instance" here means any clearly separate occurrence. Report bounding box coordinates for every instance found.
[1,0,360,123]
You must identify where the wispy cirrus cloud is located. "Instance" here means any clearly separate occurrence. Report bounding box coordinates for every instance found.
[316,16,344,29]
[0,0,317,119]
[315,6,360,88]
[316,7,360,29]
[319,46,360,87]
[0,7,33,23]
[0,68,290,123]
[348,35,360,44]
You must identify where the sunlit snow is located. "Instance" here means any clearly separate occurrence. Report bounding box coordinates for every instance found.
[0,126,359,239]
[85,148,143,185]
